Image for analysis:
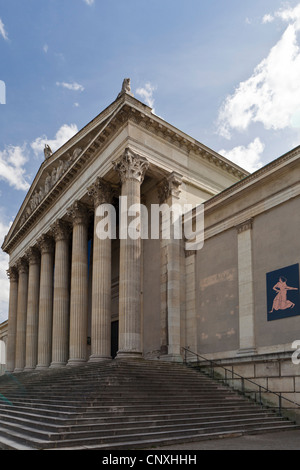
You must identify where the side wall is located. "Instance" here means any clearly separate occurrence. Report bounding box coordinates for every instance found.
[196,228,239,355]
[191,157,300,409]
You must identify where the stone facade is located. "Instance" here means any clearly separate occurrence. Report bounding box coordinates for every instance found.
[2,82,300,414]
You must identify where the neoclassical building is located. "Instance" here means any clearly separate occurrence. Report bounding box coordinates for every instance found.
[2,80,246,371]
[2,80,300,406]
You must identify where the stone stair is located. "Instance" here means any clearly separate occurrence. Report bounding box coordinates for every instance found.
[0,359,298,450]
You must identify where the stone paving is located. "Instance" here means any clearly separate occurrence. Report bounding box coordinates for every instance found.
[151,430,300,450]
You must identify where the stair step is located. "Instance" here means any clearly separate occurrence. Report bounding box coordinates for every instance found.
[0,360,298,450]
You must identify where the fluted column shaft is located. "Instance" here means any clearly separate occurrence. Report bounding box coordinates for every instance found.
[158,172,183,360]
[113,148,149,358]
[67,202,89,366]
[36,235,54,369]
[50,220,71,368]
[6,267,19,372]
[14,259,29,372]
[88,178,113,361]
[24,248,40,371]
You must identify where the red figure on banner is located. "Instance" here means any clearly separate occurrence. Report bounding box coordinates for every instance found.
[269,276,298,313]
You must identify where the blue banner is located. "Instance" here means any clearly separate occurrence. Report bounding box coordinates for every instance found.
[267,264,300,321]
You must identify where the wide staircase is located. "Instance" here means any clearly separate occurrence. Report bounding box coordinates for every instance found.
[0,359,298,450]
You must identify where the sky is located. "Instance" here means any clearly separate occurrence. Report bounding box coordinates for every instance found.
[1,0,300,322]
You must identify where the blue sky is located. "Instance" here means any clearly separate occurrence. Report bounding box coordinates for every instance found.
[1,0,300,321]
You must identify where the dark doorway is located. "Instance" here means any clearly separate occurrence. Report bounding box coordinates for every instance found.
[111,321,119,359]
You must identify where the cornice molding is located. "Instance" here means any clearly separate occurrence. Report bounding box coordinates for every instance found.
[205,146,300,211]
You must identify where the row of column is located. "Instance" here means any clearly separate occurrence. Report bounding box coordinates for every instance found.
[6,148,150,373]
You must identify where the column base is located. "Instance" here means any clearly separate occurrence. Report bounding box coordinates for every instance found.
[35,365,50,370]
[116,350,143,360]
[67,358,87,367]
[88,355,112,362]
[23,366,36,372]
[13,368,24,373]
[50,362,67,368]
[159,353,183,363]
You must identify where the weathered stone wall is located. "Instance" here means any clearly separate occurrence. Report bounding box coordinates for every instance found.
[211,354,300,422]
[195,228,239,354]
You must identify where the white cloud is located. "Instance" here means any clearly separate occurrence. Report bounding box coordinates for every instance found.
[0,145,30,190]
[0,18,8,41]
[43,44,48,53]
[136,82,157,113]
[218,4,300,139]
[83,0,95,5]
[275,3,300,28]
[31,123,79,158]
[219,137,265,173]
[56,81,84,92]
[262,14,274,24]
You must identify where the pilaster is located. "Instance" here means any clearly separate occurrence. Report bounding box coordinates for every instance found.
[157,172,183,362]
[236,218,256,355]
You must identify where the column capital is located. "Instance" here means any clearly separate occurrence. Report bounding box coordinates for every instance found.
[37,234,54,254]
[236,218,254,234]
[87,177,113,208]
[67,201,90,226]
[157,172,183,203]
[25,246,40,265]
[185,249,196,258]
[16,257,28,274]
[51,219,72,241]
[7,266,18,281]
[112,147,149,184]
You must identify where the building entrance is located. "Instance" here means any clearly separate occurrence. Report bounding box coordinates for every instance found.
[111,321,119,359]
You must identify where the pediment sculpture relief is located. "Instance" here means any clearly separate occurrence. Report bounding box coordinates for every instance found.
[19,148,82,227]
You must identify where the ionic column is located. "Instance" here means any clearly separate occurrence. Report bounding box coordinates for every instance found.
[5,266,19,372]
[36,235,54,369]
[88,178,114,361]
[157,172,183,361]
[113,148,149,358]
[67,201,89,366]
[237,219,256,355]
[50,220,71,368]
[24,247,40,371]
[14,258,29,372]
